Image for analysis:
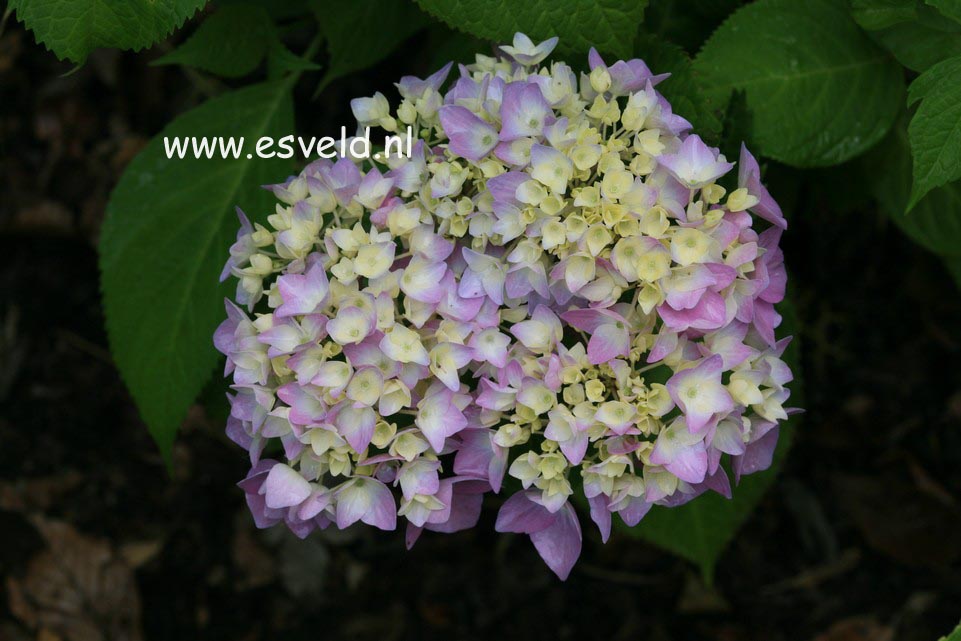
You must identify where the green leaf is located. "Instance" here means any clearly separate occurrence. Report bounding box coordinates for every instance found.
[311,0,429,93]
[153,3,275,77]
[896,183,961,254]
[926,0,961,22]
[866,113,961,259]
[623,299,804,582]
[99,82,294,464]
[694,0,904,167]
[850,0,917,30]
[937,621,961,641]
[10,0,207,63]
[906,56,961,210]
[870,19,961,72]
[718,90,755,166]
[413,0,647,60]
[634,35,723,144]
[853,1,961,72]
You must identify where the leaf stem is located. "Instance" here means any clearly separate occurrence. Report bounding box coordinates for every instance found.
[284,32,324,88]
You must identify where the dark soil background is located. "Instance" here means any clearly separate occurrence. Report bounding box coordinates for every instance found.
[2,18,960,641]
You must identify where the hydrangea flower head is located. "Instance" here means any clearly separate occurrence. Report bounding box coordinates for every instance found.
[216,34,795,580]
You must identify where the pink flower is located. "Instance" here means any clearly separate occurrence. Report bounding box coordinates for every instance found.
[666,355,735,432]
[468,328,511,368]
[739,144,787,229]
[657,135,734,188]
[415,386,469,452]
[400,256,448,304]
[335,403,377,451]
[499,81,552,140]
[263,463,312,509]
[587,47,669,94]
[459,248,506,305]
[561,307,630,364]
[511,305,563,353]
[217,32,796,579]
[275,264,330,318]
[495,491,582,580]
[439,105,499,161]
[335,478,397,531]
[650,418,709,483]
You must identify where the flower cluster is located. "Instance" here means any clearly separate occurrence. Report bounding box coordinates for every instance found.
[215,33,794,579]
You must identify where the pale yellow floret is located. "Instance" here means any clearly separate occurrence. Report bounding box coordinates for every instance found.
[702,183,726,205]
[572,143,603,170]
[371,420,397,449]
[670,228,713,266]
[354,244,393,279]
[727,187,760,212]
[637,283,664,314]
[585,379,606,403]
[384,325,429,364]
[327,448,353,477]
[330,257,357,283]
[585,225,613,256]
[636,249,672,282]
[270,355,292,378]
[728,371,764,406]
[347,368,384,406]
[389,431,430,462]
[509,452,541,485]
[564,214,589,242]
[397,100,417,125]
[494,423,530,447]
[601,169,634,201]
[639,207,670,237]
[589,67,612,93]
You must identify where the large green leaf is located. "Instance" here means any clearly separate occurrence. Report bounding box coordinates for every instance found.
[413,0,647,60]
[897,183,961,255]
[99,82,294,464]
[10,0,207,63]
[851,0,918,29]
[311,0,429,93]
[852,0,961,72]
[872,20,961,72]
[624,299,804,582]
[694,0,904,167]
[926,0,961,22]
[866,113,961,260]
[906,56,961,210]
[153,3,275,77]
